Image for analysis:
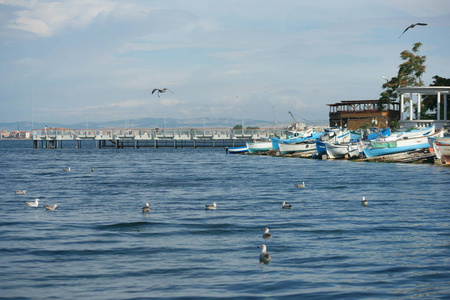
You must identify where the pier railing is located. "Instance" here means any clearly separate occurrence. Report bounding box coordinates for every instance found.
[31,128,285,148]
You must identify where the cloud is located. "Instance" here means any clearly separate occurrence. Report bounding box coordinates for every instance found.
[3,0,116,37]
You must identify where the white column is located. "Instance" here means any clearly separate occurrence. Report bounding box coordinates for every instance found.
[437,92,441,121]
[409,93,413,121]
[400,94,404,120]
[417,94,421,120]
[445,94,448,121]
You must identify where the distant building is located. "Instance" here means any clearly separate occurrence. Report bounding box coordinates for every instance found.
[327,100,400,130]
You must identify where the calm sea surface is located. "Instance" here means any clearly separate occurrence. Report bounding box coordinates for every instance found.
[0,140,449,299]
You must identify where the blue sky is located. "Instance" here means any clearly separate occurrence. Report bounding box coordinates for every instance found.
[1,0,449,126]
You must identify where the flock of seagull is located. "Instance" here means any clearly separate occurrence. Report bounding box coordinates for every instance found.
[138,179,368,264]
[18,168,369,264]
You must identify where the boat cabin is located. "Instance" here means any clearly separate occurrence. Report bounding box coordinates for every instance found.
[327,100,400,130]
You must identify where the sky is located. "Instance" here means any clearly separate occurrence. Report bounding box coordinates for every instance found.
[1,0,449,127]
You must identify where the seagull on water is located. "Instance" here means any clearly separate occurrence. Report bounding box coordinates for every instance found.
[361,196,368,207]
[91,168,95,172]
[258,244,271,263]
[142,202,151,213]
[262,227,272,239]
[24,198,39,207]
[63,167,71,172]
[15,190,26,195]
[205,202,217,210]
[399,23,427,38]
[152,88,173,98]
[282,201,292,209]
[44,204,59,211]
[295,181,305,188]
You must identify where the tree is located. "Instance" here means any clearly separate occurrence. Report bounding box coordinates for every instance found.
[378,42,426,111]
[233,124,243,130]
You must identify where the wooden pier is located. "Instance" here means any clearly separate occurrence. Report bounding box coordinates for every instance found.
[31,128,284,149]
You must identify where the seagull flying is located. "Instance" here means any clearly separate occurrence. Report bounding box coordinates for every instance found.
[152,88,173,98]
[399,23,427,38]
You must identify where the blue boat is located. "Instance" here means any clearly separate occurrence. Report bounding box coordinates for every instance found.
[363,129,443,158]
[226,146,248,154]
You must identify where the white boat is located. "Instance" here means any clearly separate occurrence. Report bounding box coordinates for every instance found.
[434,137,450,164]
[278,141,316,155]
[325,142,362,159]
[385,125,435,141]
[246,141,272,154]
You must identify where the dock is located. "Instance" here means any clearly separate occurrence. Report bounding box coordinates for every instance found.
[31,128,284,149]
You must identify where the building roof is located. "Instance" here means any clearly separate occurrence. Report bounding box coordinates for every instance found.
[327,100,398,106]
[398,86,450,95]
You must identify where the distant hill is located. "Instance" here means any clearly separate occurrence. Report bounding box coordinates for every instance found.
[0,117,280,131]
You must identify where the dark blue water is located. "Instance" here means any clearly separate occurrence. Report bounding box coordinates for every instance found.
[1,140,449,299]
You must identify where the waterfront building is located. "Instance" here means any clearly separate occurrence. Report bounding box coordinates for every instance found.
[327,100,400,130]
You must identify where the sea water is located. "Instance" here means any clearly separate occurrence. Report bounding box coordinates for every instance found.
[0,140,449,299]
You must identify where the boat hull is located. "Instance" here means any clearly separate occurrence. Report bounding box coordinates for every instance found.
[434,138,450,163]
[246,141,272,154]
[278,142,316,155]
[363,137,429,158]
[325,142,361,159]
[226,146,248,154]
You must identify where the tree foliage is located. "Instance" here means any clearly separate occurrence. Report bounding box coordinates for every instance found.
[378,42,426,111]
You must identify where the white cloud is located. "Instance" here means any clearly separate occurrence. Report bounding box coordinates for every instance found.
[3,0,116,37]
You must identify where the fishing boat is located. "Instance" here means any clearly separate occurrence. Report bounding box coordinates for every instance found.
[363,129,444,158]
[246,140,272,154]
[271,130,324,150]
[325,142,362,159]
[388,125,435,140]
[315,128,350,155]
[278,140,316,155]
[225,146,248,154]
[434,137,450,163]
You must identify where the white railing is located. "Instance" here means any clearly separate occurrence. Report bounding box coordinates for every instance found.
[32,128,285,141]
[398,120,449,129]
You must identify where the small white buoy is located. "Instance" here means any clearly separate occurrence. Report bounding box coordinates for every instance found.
[205,202,217,210]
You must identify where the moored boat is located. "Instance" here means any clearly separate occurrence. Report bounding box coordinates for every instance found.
[325,142,362,159]
[434,137,450,163]
[363,129,444,158]
[246,140,272,154]
[278,140,316,155]
[226,146,248,154]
